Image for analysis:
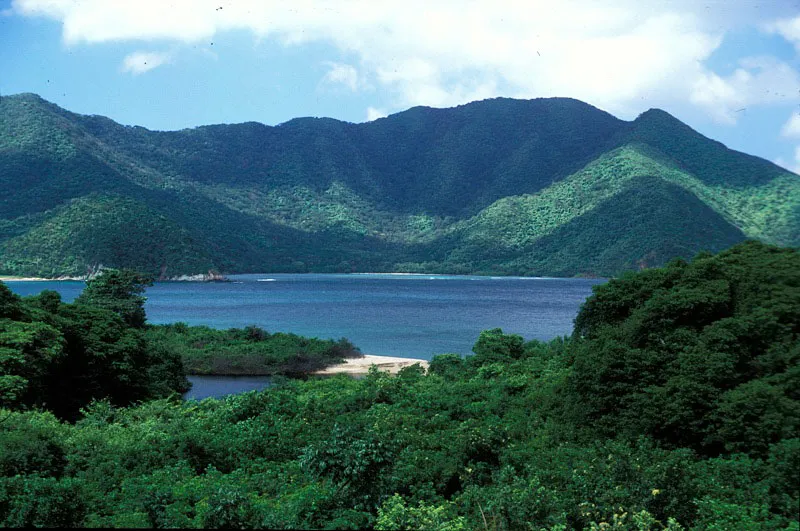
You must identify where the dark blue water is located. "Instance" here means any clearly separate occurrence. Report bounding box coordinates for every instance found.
[5,273,604,359]
[184,375,273,400]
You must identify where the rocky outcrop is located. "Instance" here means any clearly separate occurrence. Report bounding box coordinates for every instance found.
[168,270,229,282]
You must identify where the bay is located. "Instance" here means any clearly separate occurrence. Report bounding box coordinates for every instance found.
[4,273,604,359]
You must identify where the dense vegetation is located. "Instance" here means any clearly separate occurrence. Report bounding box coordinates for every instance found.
[0,269,359,420]
[0,270,188,421]
[1,242,797,529]
[146,324,360,376]
[1,94,797,278]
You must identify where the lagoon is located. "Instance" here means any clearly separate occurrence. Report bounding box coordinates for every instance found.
[185,375,273,400]
[5,273,604,360]
[7,273,604,398]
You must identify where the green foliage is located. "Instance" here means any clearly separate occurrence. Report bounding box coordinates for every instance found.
[301,423,395,509]
[0,195,216,278]
[0,282,23,320]
[75,268,152,328]
[0,277,188,419]
[376,494,466,530]
[146,324,360,375]
[0,240,798,528]
[0,410,68,477]
[428,353,465,379]
[470,329,526,366]
[568,241,800,456]
[1,93,797,278]
[0,475,87,528]
[0,320,65,409]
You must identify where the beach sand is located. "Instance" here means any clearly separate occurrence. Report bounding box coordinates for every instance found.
[313,354,429,376]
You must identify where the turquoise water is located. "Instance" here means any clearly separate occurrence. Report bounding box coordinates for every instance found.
[5,273,604,360]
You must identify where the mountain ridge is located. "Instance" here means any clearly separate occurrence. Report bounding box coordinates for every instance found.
[1,93,797,278]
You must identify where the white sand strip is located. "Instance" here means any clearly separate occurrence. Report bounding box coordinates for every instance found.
[313,354,429,376]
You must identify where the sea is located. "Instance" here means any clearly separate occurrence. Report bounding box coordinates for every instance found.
[5,273,605,398]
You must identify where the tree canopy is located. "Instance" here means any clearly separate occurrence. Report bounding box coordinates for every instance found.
[0,242,798,528]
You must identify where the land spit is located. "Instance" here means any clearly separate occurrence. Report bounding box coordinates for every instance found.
[312,354,429,376]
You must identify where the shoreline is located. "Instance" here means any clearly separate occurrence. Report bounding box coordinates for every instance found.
[312,354,429,376]
[1,272,605,282]
[185,355,431,378]
[0,276,85,282]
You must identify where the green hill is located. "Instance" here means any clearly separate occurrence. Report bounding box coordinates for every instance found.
[0,93,797,277]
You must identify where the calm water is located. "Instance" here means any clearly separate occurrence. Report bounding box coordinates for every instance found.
[184,375,273,400]
[6,273,604,398]
[5,273,603,359]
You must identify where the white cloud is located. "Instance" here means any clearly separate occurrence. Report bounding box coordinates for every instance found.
[121,51,171,75]
[323,62,360,91]
[781,112,800,138]
[690,56,800,124]
[789,146,800,175]
[776,146,800,175]
[10,0,800,121]
[366,107,387,121]
[764,15,800,53]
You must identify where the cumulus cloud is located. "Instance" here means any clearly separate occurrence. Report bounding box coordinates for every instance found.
[781,112,800,138]
[690,56,800,124]
[764,15,800,53]
[323,62,360,91]
[775,146,800,175]
[366,107,387,121]
[121,51,171,75]
[795,146,800,174]
[10,0,800,121]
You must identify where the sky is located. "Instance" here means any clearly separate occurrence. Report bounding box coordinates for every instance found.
[1,0,799,173]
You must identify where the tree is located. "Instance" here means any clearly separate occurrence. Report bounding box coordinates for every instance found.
[566,241,800,456]
[0,320,65,410]
[75,269,153,328]
[0,276,187,419]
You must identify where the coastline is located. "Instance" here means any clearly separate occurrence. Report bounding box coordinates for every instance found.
[312,354,429,376]
[0,275,85,282]
[1,271,607,282]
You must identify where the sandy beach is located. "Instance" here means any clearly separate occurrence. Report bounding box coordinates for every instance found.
[313,354,429,376]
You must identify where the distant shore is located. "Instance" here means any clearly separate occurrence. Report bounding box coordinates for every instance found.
[0,274,228,282]
[1,271,605,282]
[0,275,84,282]
[312,354,429,376]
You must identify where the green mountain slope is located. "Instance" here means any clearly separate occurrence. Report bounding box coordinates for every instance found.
[74,97,626,217]
[0,195,215,277]
[0,93,797,277]
[626,110,800,245]
[503,176,747,276]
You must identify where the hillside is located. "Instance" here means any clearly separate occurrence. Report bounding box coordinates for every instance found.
[1,93,797,277]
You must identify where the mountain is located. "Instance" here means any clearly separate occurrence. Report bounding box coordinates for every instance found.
[0,93,797,278]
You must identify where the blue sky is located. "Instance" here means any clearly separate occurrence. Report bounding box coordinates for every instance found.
[2,0,799,173]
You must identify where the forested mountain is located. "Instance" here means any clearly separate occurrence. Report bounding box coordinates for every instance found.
[1,93,797,277]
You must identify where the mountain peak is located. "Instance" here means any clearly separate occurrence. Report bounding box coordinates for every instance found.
[0,93,46,112]
[633,107,683,124]
[2,92,45,102]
